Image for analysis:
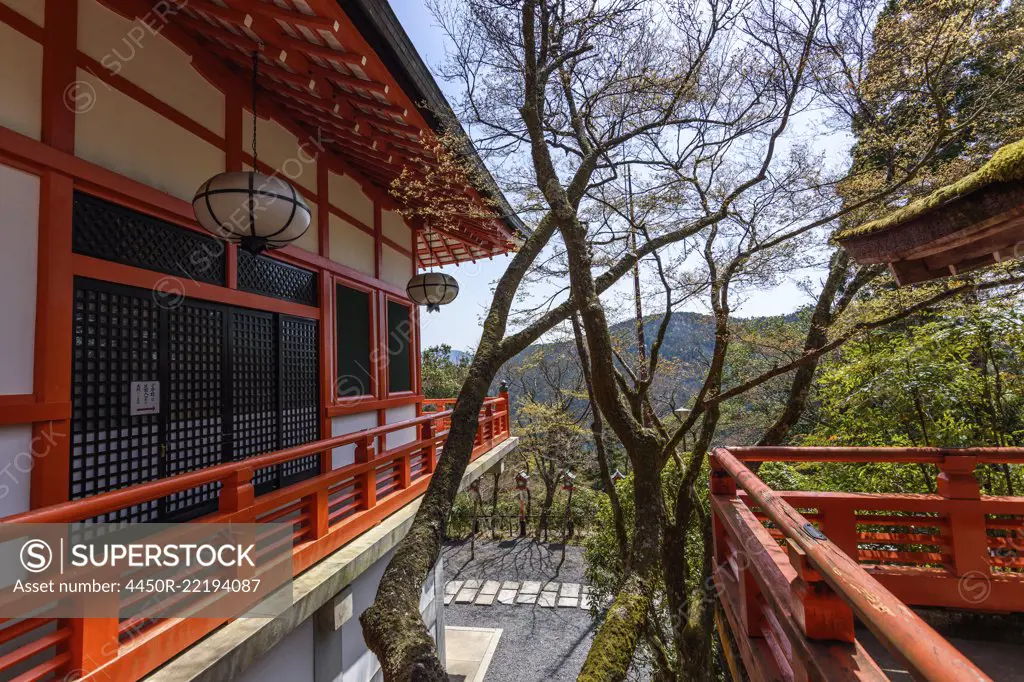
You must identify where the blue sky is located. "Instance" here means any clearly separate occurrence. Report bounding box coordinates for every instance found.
[392,1,826,353]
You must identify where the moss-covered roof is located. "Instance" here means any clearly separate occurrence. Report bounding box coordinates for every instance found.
[835,137,1024,240]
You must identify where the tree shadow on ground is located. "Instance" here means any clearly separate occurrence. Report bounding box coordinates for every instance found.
[442,538,587,584]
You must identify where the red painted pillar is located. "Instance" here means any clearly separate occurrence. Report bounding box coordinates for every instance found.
[356,436,377,510]
[938,455,989,579]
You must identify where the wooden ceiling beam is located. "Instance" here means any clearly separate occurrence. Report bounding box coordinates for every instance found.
[202,40,317,93]
[209,1,337,96]
[234,0,341,33]
[273,33,367,70]
[185,0,249,26]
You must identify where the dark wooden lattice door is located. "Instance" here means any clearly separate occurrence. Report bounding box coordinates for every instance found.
[70,279,320,521]
[71,280,163,523]
[164,300,228,520]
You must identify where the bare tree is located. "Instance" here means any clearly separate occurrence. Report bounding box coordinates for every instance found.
[360,1,1024,680]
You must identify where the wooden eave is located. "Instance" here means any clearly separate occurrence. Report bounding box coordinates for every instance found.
[101,0,515,269]
[837,180,1024,285]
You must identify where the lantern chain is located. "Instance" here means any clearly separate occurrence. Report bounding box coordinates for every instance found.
[251,48,260,168]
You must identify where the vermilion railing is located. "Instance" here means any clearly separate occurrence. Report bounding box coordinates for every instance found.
[710,446,1024,682]
[0,394,511,682]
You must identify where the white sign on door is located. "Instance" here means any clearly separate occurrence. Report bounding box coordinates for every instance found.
[130,381,160,416]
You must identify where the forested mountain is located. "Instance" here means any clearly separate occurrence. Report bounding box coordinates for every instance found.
[495,311,800,410]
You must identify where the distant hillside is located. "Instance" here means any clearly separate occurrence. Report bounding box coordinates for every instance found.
[449,348,471,364]
[496,311,801,405]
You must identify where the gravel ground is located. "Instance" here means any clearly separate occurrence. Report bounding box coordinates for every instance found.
[442,540,596,682]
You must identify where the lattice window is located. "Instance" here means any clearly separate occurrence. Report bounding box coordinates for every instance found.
[237,251,318,306]
[164,302,225,519]
[279,316,320,485]
[71,282,161,523]
[230,309,280,492]
[72,192,225,286]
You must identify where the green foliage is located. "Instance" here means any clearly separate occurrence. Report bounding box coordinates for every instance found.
[838,0,1024,232]
[583,458,710,613]
[774,298,1024,495]
[421,344,471,399]
[806,300,1024,449]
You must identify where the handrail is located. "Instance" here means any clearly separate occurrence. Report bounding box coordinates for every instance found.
[0,393,512,681]
[726,445,1024,464]
[3,397,505,525]
[712,446,991,682]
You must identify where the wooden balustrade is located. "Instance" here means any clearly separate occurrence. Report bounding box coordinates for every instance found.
[0,394,511,682]
[711,446,1019,682]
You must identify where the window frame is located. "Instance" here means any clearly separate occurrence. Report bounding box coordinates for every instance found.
[383,295,416,397]
[332,275,378,402]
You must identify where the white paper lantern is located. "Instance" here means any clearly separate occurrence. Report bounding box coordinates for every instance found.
[192,171,311,254]
[406,272,459,312]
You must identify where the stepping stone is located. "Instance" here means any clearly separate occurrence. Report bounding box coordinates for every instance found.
[444,593,456,605]
[517,593,537,604]
[558,596,578,607]
[520,581,541,595]
[497,589,517,605]
[475,592,496,605]
[455,588,477,603]
[559,583,580,598]
[538,592,557,608]
[542,581,560,593]
[479,580,500,595]
[463,579,482,590]
[445,581,463,596]
[579,594,592,610]
[501,581,520,591]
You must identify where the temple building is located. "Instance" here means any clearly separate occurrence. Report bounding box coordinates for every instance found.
[0,1,519,680]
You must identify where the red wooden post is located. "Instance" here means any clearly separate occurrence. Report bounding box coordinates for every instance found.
[219,467,255,519]
[818,502,860,562]
[738,560,765,638]
[68,612,119,675]
[399,449,412,489]
[938,455,989,579]
[310,487,330,539]
[356,436,377,510]
[423,420,438,473]
[787,539,855,642]
[709,453,736,567]
[499,382,510,437]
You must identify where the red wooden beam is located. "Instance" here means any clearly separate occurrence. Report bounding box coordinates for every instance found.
[711,447,991,682]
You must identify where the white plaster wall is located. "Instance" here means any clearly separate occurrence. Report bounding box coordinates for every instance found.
[0,426,33,518]
[0,0,44,25]
[338,550,444,682]
[380,246,412,289]
[246,112,318,194]
[385,405,417,451]
[77,0,224,135]
[381,210,412,251]
[236,618,314,682]
[0,21,42,140]
[330,412,378,469]
[294,201,319,255]
[0,164,38,396]
[328,172,373,229]
[74,68,224,201]
[329,215,375,276]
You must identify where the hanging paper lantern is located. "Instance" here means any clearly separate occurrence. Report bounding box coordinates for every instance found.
[406,272,459,312]
[192,50,310,255]
[192,171,310,254]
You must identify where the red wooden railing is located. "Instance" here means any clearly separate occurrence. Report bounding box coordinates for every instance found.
[0,394,511,682]
[711,446,1024,682]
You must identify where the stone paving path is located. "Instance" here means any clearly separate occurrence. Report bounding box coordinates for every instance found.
[445,579,593,609]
